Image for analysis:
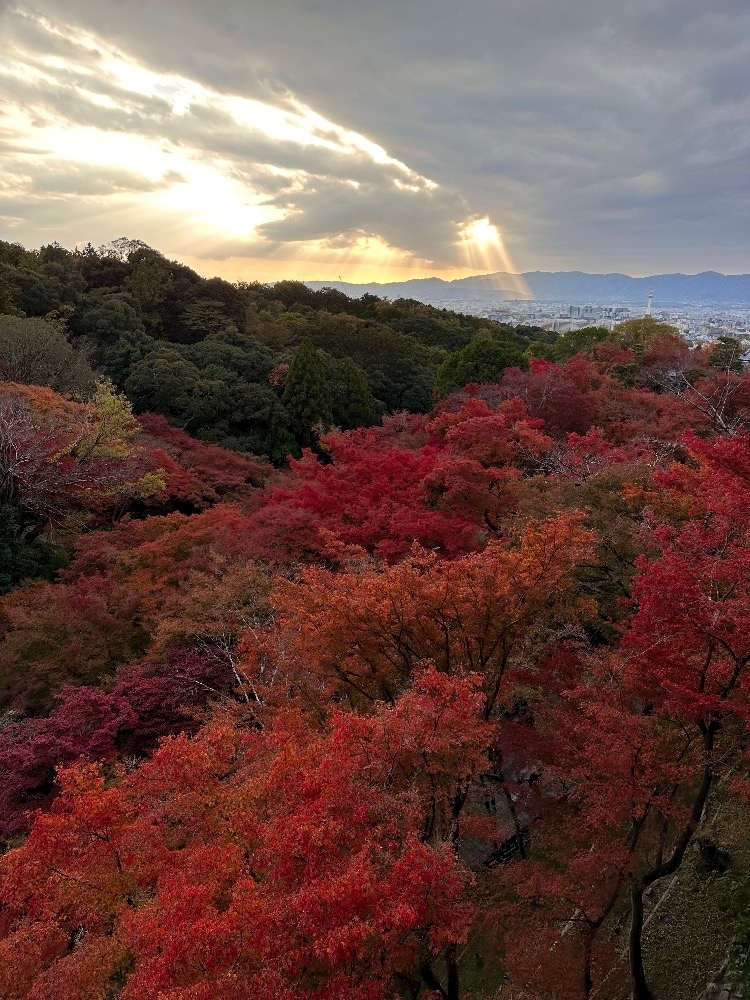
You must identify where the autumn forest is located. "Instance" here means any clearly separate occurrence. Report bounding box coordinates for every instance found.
[2,239,750,1000]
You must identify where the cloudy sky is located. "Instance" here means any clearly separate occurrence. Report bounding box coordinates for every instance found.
[1,0,748,281]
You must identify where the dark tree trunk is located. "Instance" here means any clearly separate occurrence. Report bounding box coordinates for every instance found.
[419,948,461,1000]
[626,726,717,1000]
[582,926,594,1000]
[446,945,460,1000]
[628,882,654,1000]
[420,961,448,1000]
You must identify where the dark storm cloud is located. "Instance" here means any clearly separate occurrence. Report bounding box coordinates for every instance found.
[2,0,749,271]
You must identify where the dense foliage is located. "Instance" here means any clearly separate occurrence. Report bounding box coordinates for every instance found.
[0,239,553,459]
[3,239,750,1000]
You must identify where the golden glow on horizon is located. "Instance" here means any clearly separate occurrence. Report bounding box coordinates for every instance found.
[184,231,448,284]
[0,11,527,285]
[180,253,495,284]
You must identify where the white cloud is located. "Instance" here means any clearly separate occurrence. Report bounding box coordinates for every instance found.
[0,10,492,278]
[1,0,748,276]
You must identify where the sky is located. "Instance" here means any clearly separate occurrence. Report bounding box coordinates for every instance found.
[0,0,749,283]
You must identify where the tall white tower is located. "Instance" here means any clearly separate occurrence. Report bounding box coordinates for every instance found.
[647,291,653,316]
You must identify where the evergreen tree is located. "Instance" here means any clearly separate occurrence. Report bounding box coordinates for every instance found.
[709,335,743,373]
[125,347,203,422]
[0,316,96,397]
[530,325,610,362]
[330,356,377,429]
[436,335,528,397]
[0,503,42,595]
[282,339,333,448]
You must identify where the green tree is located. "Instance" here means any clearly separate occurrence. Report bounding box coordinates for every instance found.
[200,380,295,463]
[183,334,274,385]
[125,347,203,422]
[123,256,174,335]
[100,329,157,387]
[282,339,333,448]
[180,300,238,340]
[327,356,377,429]
[70,288,153,370]
[0,503,43,594]
[0,316,96,397]
[124,343,293,461]
[0,240,38,269]
[0,263,63,316]
[709,335,743,374]
[532,325,611,363]
[0,276,23,316]
[310,314,441,413]
[612,316,679,359]
[436,335,528,397]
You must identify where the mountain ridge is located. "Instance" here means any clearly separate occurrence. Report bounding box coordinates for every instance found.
[305,270,750,304]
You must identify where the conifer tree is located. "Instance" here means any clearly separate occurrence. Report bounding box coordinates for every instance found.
[709,334,743,373]
[331,356,377,429]
[282,339,333,447]
[0,503,41,594]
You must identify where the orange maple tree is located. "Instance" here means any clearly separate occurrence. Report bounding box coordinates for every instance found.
[0,671,488,1000]
[250,512,594,717]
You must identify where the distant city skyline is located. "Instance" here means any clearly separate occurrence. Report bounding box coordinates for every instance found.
[1,1,749,282]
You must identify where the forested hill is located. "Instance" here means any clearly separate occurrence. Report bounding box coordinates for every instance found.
[5,237,750,1000]
[0,238,553,460]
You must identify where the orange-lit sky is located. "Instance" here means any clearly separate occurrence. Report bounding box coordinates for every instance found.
[1,3,748,282]
[0,11,526,283]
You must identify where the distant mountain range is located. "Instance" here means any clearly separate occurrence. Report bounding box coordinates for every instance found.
[306,271,750,305]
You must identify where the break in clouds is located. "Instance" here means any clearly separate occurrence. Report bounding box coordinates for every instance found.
[1,0,749,276]
[0,8,473,277]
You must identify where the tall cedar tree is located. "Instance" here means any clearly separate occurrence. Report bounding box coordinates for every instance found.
[282,339,333,449]
[331,356,377,430]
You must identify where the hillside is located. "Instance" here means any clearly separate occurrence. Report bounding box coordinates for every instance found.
[0,238,555,461]
[2,242,750,1000]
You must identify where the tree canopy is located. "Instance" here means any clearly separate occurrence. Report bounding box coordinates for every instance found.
[4,237,750,1000]
[436,336,529,397]
[0,239,550,459]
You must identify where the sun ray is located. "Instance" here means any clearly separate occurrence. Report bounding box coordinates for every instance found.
[1,11,532,284]
[458,218,531,297]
